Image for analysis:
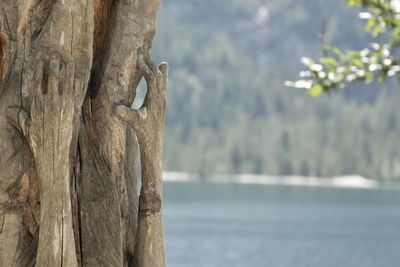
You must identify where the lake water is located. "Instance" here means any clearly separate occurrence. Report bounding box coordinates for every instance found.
[163,181,400,267]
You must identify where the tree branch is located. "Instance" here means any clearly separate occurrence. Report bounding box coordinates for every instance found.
[115,53,168,267]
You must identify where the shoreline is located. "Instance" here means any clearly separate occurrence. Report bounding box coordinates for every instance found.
[163,172,380,189]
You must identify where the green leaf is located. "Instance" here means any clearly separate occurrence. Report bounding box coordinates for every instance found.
[379,72,387,83]
[324,45,342,57]
[322,57,338,68]
[352,58,364,68]
[310,84,323,97]
[347,0,359,6]
[365,72,374,84]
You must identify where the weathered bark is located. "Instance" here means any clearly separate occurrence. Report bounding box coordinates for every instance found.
[0,0,167,266]
[116,56,168,267]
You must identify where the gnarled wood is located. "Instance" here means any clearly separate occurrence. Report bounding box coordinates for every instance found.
[6,0,94,265]
[116,57,168,267]
[85,0,163,266]
[0,0,166,266]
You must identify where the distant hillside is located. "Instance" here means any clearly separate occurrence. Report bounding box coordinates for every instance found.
[150,0,400,180]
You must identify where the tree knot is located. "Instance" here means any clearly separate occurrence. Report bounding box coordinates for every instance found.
[139,193,161,214]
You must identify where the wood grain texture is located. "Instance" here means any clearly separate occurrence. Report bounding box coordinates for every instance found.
[116,57,168,267]
[0,0,166,266]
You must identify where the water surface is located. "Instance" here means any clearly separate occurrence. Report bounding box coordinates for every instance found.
[164,181,400,267]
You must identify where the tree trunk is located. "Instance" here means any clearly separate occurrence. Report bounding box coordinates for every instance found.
[0,1,167,266]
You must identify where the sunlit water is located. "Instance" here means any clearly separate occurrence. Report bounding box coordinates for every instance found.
[163,181,400,267]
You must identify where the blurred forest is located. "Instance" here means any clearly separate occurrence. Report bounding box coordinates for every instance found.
[148,0,400,181]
